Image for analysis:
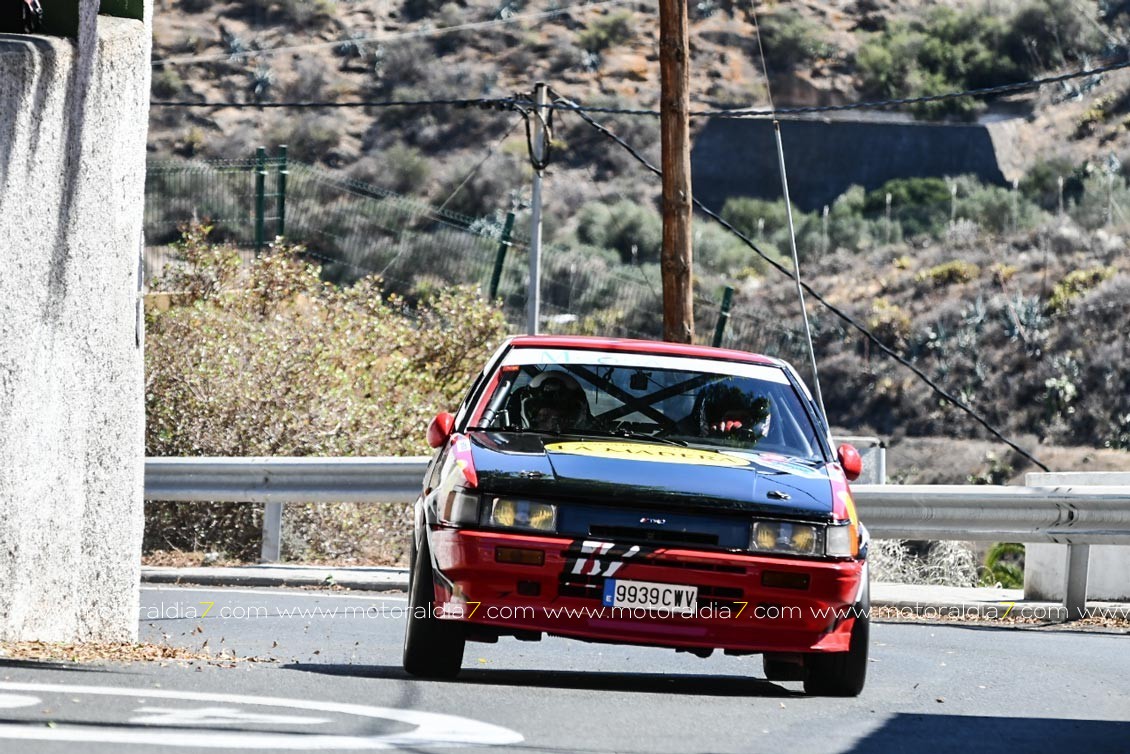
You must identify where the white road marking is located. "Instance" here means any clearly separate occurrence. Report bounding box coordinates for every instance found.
[0,694,39,709]
[129,706,331,726]
[0,682,523,749]
[140,586,408,602]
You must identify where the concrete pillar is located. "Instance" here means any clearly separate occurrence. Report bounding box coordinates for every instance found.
[0,2,151,641]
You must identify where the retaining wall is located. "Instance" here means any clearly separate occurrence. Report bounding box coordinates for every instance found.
[0,3,151,641]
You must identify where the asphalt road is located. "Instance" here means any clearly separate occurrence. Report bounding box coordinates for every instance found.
[0,585,1126,753]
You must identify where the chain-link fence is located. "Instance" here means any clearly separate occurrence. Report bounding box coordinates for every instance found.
[148,151,1130,365]
[144,152,815,359]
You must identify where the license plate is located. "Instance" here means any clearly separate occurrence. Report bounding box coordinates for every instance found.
[602,579,697,614]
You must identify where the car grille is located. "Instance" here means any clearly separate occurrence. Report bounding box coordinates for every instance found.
[559,543,747,575]
[588,524,718,547]
[557,503,752,550]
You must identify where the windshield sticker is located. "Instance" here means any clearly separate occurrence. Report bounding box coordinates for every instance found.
[501,348,788,384]
[546,441,752,468]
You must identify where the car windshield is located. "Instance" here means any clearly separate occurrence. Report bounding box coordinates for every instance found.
[473,348,826,461]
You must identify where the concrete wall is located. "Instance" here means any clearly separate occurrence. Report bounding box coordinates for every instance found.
[691,116,1012,212]
[1024,472,1130,602]
[0,2,151,641]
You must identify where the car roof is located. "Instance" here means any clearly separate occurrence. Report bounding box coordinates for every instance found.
[506,335,783,368]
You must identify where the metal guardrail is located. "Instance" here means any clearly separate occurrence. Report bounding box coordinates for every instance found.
[144,458,1130,616]
[853,484,1130,545]
[852,483,1130,618]
[145,457,430,563]
[145,456,431,504]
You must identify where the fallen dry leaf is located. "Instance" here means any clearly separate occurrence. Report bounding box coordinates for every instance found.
[0,641,268,666]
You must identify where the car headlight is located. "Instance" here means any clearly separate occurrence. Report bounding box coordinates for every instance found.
[750,520,823,556]
[440,489,482,526]
[487,497,558,532]
[824,522,858,558]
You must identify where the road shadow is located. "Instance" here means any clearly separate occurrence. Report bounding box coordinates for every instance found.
[0,659,121,674]
[847,713,1130,753]
[283,663,798,698]
[878,618,1130,638]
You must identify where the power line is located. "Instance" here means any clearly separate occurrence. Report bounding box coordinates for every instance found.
[151,0,643,67]
[437,115,525,213]
[152,56,1130,117]
[557,90,1050,471]
[547,56,1130,118]
[150,96,523,109]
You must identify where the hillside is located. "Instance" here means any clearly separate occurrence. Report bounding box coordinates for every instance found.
[146,0,1130,470]
[149,0,1130,203]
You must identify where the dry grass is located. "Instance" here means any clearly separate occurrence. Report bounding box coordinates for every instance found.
[0,641,269,665]
[869,539,981,587]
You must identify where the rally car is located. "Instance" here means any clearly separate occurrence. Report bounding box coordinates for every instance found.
[403,335,870,696]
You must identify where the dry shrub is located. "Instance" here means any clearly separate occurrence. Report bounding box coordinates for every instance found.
[144,224,508,560]
[869,539,981,587]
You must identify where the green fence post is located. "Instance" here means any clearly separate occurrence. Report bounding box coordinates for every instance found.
[712,286,734,348]
[276,144,288,239]
[255,146,267,252]
[488,212,516,300]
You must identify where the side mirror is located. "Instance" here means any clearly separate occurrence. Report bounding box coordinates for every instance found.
[837,444,863,482]
[427,412,456,449]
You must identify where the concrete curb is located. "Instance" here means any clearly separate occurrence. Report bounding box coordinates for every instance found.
[140,568,1130,620]
[141,566,409,593]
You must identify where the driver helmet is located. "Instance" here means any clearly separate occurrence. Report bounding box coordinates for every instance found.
[698,380,771,438]
[522,371,589,430]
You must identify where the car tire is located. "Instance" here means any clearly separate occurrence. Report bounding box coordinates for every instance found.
[402,540,466,679]
[763,653,804,682]
[803,579,869,697]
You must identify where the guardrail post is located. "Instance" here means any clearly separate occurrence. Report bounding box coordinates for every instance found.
[1064,543,1090,620]
[261,502,284,563]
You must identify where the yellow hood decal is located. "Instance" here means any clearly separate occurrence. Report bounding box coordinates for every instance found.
[545,441,751,468]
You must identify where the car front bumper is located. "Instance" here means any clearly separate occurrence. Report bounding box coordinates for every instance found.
[427,526,866,654]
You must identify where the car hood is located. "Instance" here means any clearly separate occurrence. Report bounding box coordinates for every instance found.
[466,431,836,520]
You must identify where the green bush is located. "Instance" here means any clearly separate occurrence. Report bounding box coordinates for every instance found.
[825,185,888,252]
[576,200,663,264]
[267,115,341,164]
[757,8,834,70]
[951,176,1046,234]
[864,177,951,238]
[1067,171,1130,230]
[1047,266,1116,314]
[853,2,1100,120]
[555,104,661,179]
[916,260,981,287]
[281,0,336,26]
[437,151,529,219]
[694,219,754,275]
[1004,0,1103,71]
[1019,157,1084,211]
[382,144,432,195]
[719,196,823,259]
[980,542,1024,588]
[578,11,636,54]
[144,224,508,559]
[152,67,186,99]
[401,0,445,21]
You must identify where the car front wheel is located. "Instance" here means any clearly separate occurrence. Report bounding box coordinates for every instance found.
[803,579,869,696]
[402,539,466,679]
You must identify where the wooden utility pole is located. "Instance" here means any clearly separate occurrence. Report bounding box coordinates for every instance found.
[658,0,694,343]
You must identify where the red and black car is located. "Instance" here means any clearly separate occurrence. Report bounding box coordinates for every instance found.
[403,335,870,696]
